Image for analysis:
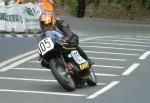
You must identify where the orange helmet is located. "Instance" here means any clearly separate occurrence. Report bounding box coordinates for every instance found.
[39,12,56,31]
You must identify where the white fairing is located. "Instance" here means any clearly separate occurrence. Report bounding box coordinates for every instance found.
[71,50,86,64]
[38,38,54,55]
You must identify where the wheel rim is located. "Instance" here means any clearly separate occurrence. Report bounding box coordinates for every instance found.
[55,60,75,87]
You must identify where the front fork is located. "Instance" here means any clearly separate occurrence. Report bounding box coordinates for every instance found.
[60,54,74,75]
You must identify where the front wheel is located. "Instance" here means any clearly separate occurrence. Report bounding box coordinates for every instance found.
[86,68,97,86]
[50,58,76,91]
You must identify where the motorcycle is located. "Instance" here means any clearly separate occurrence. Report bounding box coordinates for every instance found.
[38,30,97,91]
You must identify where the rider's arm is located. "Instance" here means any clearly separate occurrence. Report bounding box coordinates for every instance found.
[55,18,74,39]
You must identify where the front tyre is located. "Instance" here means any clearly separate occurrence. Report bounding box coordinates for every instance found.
[50,58,75,91]
[87,68,97,86]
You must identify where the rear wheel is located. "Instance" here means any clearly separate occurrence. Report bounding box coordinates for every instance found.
[86,68,97,86]
[50,58,75,91]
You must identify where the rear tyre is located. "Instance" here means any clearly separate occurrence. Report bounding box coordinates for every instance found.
[50,58,75,91]
[86,68,97,86]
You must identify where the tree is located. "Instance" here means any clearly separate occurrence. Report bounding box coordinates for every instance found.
[77,0,86,18]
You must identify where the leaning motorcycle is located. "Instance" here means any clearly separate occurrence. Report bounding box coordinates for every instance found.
[38,30,97,91]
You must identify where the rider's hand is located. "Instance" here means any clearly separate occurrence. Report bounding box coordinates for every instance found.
[62,37,69,43]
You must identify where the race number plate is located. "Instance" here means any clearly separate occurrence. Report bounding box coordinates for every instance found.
[38,38,54,55]
[71,50,89,70]
[71,50,86,64]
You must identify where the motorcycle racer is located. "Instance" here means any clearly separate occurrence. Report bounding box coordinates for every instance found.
[38,12,94,68]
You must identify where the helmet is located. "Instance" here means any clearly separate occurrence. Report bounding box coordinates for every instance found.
[39,12,56,31]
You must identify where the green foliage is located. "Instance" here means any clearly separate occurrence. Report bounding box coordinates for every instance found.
[59,0,65,6]
[118,0,132,9]
[93,0,100,7]
[141,0,150,10]
[86,0,100,7]
[108,0,113,3]
[66,0,100,16]
[66,0,78,16]
[5,0,11,5]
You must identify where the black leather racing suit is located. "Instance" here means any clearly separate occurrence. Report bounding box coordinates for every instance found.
[55,18,89,59]
[41,18,91,68]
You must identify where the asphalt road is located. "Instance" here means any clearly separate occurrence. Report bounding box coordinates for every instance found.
[0,17,150,103]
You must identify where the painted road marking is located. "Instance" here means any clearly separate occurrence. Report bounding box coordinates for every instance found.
[87,81,120,99]
[12,68,119,77]
[0,54,38,72]
[89,57,128,62]
[12,67,51,71]
[122,38,150,42]
[80,45,145,51]
[93,65,125,69]
[122,63,140,76]
[27,35,34,37]
[136,36,150,39]
[81,42,150,48]
[139,51,150,60]
[94,39,150,44]
[27,61,125,69]
[0,49,38,68]
[80,36,111,42]
[5,34,12,38]
[0,89,86,97]
[110,40,150,44]
[0,76,106,86]
[28,61,40,63]
[30,55,128,62]
[16,35,24,38]
[95,73,119,77]
[0,77,57,82]
[85,51,140,56]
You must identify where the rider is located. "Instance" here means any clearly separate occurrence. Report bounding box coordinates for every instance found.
[39,12,94,68]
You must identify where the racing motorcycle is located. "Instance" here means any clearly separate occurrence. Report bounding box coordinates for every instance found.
[38,30,97,91]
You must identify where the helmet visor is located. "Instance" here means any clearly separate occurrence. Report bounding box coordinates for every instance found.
[40,22,52,31]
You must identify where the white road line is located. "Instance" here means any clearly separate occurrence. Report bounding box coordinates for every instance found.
[80,45,145,51]
[0,76,106,86]
[97,83,106,86]
[28,61,40,63]
[93,65,125,69]
[0,54,38,72]
[110,39,150,44]
[0,89,86,97]
[85,51,140,56]
[94,39,150,44]
[5,34,12,38]
[12,68,119,77]
[139,51,150,60]
[87,81,120,99]
[122,63,140,76]
[95,73,119,77]
[89,57,128,62]
[28,61,125,69]
[81,42,150,48]
[0,77,57,82]
[27,35,34,37]
[16,35,24,38]
[29,57,128,63]
[0,49,38,68]
[80,36,110,42]
[12,67,51,71]
[136,36,150,39]
[122,38,150,42]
